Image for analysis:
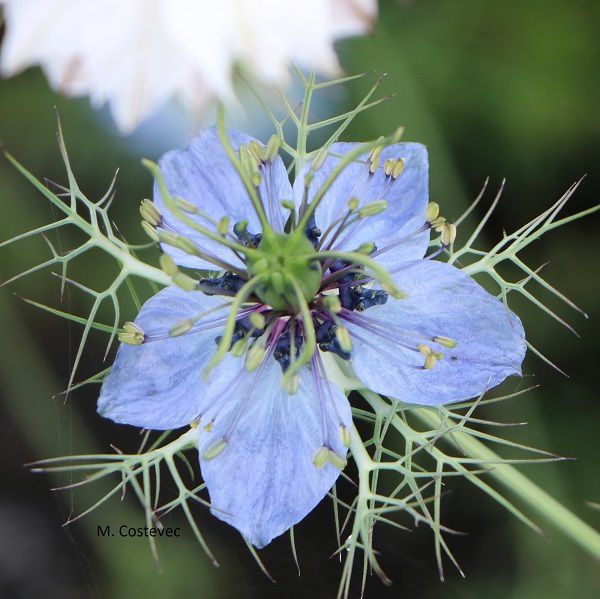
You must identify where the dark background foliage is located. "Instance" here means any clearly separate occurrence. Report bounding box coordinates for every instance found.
[0,1,599,597]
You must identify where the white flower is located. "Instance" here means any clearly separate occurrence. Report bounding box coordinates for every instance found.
[0,0,377,132]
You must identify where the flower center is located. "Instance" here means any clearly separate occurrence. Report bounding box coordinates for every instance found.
[245,232,322,311]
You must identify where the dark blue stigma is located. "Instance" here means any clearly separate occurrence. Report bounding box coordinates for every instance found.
[234,221,263,247]
[315,319,351,360]
[273,327,304,372]
[198,271,246,296]
[329,259,389,312]
[305,212,322,247]
[214,316,265,350]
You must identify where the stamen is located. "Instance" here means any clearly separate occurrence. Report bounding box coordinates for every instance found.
[202,438,227,460]
[204,274,269,378]
[118,322,145,345]
[140,198,162,226]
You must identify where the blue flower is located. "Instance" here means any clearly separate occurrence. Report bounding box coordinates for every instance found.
[98,128,526,548]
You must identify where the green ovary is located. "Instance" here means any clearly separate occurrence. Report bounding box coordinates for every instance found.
[246,232,322,311]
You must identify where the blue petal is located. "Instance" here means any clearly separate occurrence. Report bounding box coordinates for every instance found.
[345,260,526,405]
[293,142,430,267]
[155,128,292,269]
[198,359,351,548]
[98,286,231,429]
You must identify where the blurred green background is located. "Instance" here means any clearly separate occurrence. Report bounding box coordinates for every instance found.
[1,1,599,597]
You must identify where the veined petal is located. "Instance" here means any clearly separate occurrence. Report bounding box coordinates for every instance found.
[198,359,351,548]
[345,260,526,405]
[98,286,231,429]
[294,142,430,267]
[154,127,292,269]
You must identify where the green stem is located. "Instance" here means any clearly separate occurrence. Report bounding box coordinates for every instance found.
[412,406,600,558]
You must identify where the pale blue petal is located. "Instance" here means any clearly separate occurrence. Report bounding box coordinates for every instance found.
[98,286,231,429]
[345,260,526,405]
[155,127,292,269]
[198,359,351,548]
[293,142,430,267]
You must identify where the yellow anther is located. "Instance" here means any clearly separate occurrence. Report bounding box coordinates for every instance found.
[141,220,160,242]
[282,374,299,394]
[424,353,437,369]
[441,222,457,245]
[347,197,360,212]
[434,335,457,349]
[190,420,199,429]
[249,312,266,330]
[169,319,194,337]
[322,295,342,314]
[356,241,376,255]
[358,200,388,218]
[327,450,347,470]
[368,137,385,163]
[248,140,266,163]
[391,126,405,142]
[172,272,198,291]
[418,344,431,356]
[140,199,162,226]
[384,158,395,177]
[369,154,380,174]
[158,231,199,256]
[313,446,329,468]
[202,439,227,460]
[159,254,179,276]
[335,326,353,353]
[251,171,262,187]
[217,216,230,235]
[174,197,198,214]
[391,158,405,179]
[245,344,266,372]
[203,421,214,432]
[231,337,248,357]
[426,202,440,223]
[311,146,329,172]
[280,199,295,211]
[265,134,282,162]
[119,322,145,345]
[431,216,446,231]
[339,425,351,448]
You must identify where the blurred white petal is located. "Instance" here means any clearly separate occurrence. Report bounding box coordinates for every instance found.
[0,0,377,132]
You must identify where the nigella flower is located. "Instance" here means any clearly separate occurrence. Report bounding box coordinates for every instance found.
[0,0,377,132]
[98,128,526,547]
